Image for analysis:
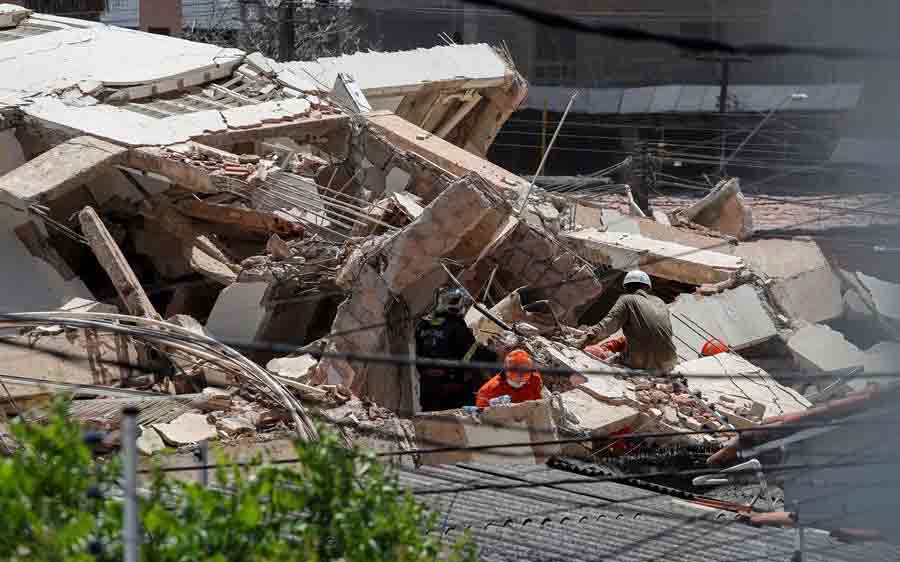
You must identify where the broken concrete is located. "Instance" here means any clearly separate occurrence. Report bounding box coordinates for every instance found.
[556,387,644,447]
[672,353,811,418]
[670,284,777,360]
[152,412,217,447]
[267,354,318,382]
[414,399,559,466]
[463,219,604,321]
[137,425,166,456]
[736,238,842,323]
[563,227,744,285]
[676,178,753,240]
[530,337,635,404]
[787,323,864,375]
[205,282,269,343]
[381,174,510,293]
[0,136,126,204]
[216,416,256,437]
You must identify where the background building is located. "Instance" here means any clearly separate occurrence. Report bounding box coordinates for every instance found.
[352,0,900,185]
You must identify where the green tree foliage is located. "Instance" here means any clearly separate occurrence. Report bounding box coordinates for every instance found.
[0,401,473,562]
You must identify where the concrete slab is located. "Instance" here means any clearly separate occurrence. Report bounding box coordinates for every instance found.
[137,425,166,456]
[278,43,509,95]
[0,230,93,311]
[0,135,126,203]
[735,238,829,279]
[679,178,753,240]
[414,399,559,466]
[670,284,777,360]
[205,282,269,343]
[562,228,743,285]
[770,266,842,324]
[2,24,242,101]
[736,238,842,323]
[267,354,318,381]
[152,413,217,447]
[857,272,900,323]
[530,337,635,404]
[787,323,864,375]
[559,388,642,435]
[672,353,810,418]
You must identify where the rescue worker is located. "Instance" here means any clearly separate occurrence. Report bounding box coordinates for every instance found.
[578,270,678,372]
[415,287,483,411]
[476,349,544,408]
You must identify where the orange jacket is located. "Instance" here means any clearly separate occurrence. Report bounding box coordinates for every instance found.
[475,373,543,408]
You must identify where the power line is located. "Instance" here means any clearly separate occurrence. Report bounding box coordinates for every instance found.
[458,0,890,59]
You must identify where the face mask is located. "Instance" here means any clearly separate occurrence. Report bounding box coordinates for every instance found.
[507,378,525,389]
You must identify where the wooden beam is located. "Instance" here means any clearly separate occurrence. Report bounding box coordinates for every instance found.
[78,206,161,320]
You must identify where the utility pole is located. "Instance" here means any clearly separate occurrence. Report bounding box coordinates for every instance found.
[122,406,139,562]
[694,53,751,173]
[278,0,295,61]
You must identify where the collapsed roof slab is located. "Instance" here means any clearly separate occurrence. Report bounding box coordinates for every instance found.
[0,22,242,103]
[672,353,810,419]
[0,135,126,204]
[279,44,510,99]
[25,97,347,151]
[562,228,744,286]
[670,284,778,361]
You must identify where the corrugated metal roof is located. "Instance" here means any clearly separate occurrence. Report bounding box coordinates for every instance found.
[526,83,863,115]
[398,462,899,562]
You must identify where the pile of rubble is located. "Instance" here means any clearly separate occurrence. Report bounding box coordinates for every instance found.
[0,6,896,468]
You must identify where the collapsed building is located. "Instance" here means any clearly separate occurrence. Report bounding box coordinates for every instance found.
[0,5,898,517]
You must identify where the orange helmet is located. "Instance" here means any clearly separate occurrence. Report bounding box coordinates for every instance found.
[504,350,534,387]
[701,338,728,357]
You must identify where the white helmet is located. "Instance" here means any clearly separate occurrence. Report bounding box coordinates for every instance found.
[623,269,652,289]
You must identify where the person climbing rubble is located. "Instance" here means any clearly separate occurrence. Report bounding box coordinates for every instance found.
[476,349,544,408]
[574,270,678,372]
[415,287,492,411]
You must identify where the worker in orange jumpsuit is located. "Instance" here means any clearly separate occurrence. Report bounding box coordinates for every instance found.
[476,349,544,408]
